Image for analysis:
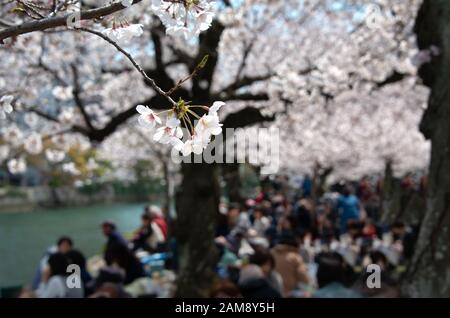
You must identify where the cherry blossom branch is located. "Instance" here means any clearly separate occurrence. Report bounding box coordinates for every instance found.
[223,106,275,129]
[0,0,143,43]
[27,107,60,123]
[75,27,177,107]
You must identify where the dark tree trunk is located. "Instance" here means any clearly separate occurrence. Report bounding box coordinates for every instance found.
[50,187,62,206]
[311,163,332,203]
[403,0,450,297]
[174,162,220,297]
[381,162,426,225]
[162,160,171,215]
[380,161,397,223]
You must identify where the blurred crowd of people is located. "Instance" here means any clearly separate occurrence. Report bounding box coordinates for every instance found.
[212,175,421,298]
[20,205,172,298]
[19,174,422,298]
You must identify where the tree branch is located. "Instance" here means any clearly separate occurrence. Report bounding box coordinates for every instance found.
[0,0,143,43]
[219,74,273,93]
[218,92,270,102]
[375,70,409,88]
[223,106,275,129]
[28,107,59,123]
[191,20,226,100]
[70,62,95,131]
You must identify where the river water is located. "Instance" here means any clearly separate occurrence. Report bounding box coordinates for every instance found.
[0,203,146,288]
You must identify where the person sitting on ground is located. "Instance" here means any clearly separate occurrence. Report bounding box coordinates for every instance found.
[209,279,242,298]
[65,249,92,295]
[89,282,131,298]
[31,236,74,290]
[313,252,361,298]
[146,205,168,252]
[353,251,399,298]
[101,221,128,264]
[106,243,146,285]
[216,225,249,256]
[277,215,297,236]
[271,232,310,296]
[147,205,168,239]
[249,249,284,295]
[131,212,154,252]
[227,202,251,232]
[251,206,271,237]
[57,236,74,254]
[238,264,282,298]
[35,252,84,298]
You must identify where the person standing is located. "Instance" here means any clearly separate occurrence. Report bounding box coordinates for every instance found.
[336,185,361,234]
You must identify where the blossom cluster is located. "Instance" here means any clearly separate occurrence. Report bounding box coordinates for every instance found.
[108,0,215,42]
[150,0,216,41]
[102,22,144,44]
[136,100,224,156]
[0,95,14,120]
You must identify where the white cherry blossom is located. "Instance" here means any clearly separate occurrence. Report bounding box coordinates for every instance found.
[24,132,43,155]
[121,0,133,7]
[45,149,66,163]
[182,136,204,156]
[52,86,73,101]
[102,24,144,43]
[62,162,81,176]
[3,125,23,147]
[137,105,162,129]
[195,114,222,138]
[7,157,27,174]
[0,95,14,119]
[153,116,183,144]
[151,0,216,41]
[0,145,9,163]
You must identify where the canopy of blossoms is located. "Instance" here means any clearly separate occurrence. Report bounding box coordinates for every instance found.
[0,0,432,184]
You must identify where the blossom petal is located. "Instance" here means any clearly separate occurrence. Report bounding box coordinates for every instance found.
[138,115,155,129]
[167,116,181,128]
[136,105,151,115]
[209,101,225,115]
[170,137,184,151]
[153,127,165,142]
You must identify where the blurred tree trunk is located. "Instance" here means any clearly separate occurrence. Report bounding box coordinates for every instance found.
[380,160,397,223]
[381,161,426,225]
[162,159,171,215]
[174,162,220,297]
[403,0,450,297]
[380,161,405,224]
[311,162,332,203]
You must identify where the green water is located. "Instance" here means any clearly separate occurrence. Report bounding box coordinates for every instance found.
[0,203,146,287]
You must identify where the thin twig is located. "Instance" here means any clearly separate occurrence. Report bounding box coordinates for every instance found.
[166,55,209,96]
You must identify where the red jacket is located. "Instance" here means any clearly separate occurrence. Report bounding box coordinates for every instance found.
[153,217,168,239]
